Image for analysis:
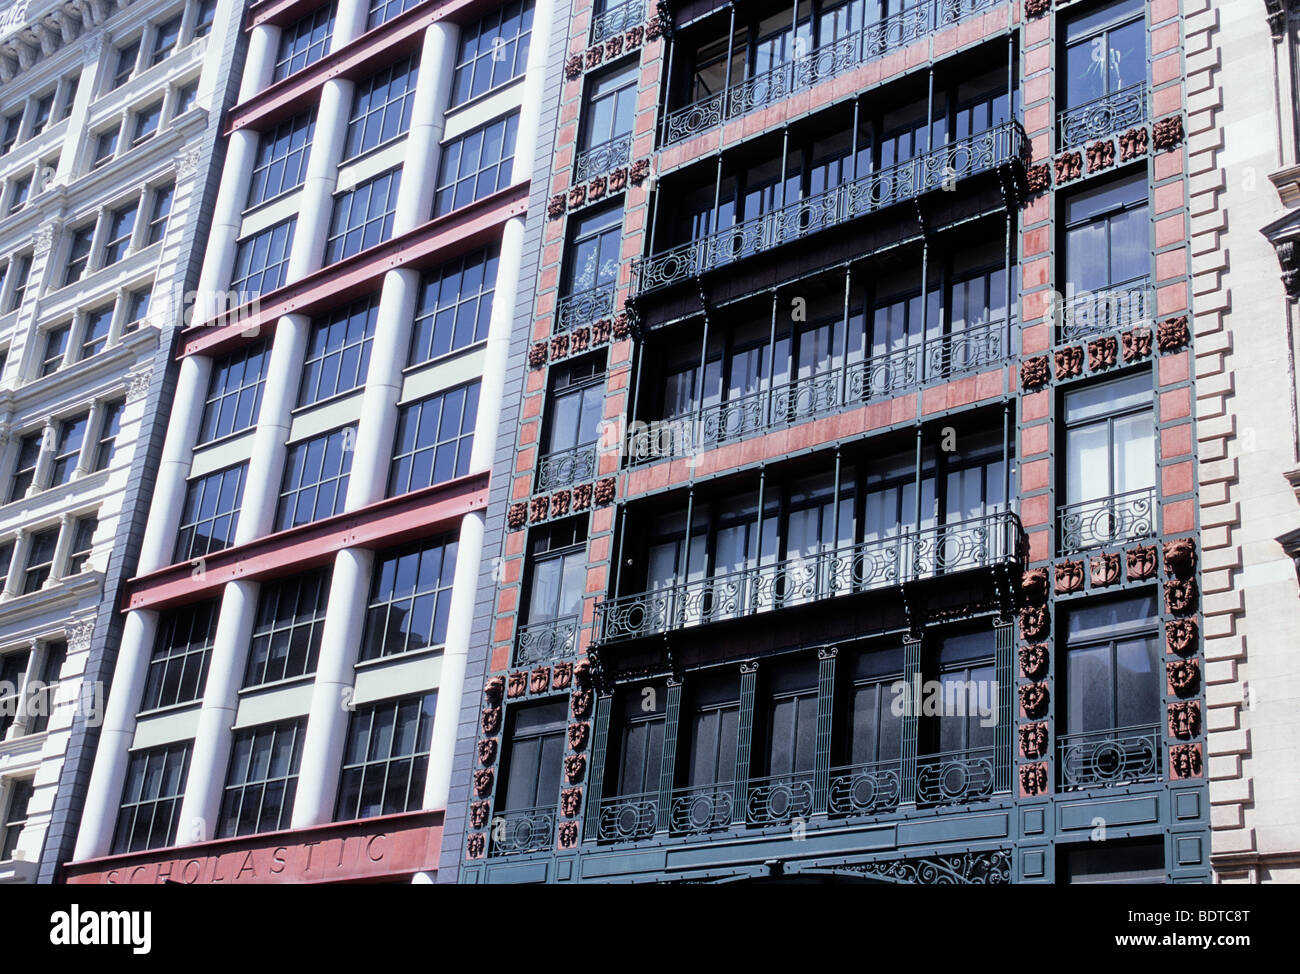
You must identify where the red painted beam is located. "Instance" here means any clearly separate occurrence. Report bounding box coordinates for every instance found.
[179,183,528,358]
[123,471,489,612]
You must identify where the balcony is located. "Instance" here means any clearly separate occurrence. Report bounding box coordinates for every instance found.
[574,132,634,183]
[594,511,1027,647]
[1057,724,1162,791]
[555,283,618,333]
[536,442,599,491]
[1056,278,1154,344]
[630,319,1011,465]
[513,614,581,667]
[1057,487,1156,556]
[488,804,556,857]
[633,122,1026,298]
[591,0,644,45]
[661,0,1006,146]
[1057,83,1147,150]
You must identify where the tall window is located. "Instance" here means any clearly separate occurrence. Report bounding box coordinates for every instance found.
[8,174,30,215]
[360,536,459,660]
[49,414,88,486]
[845,646,904,769]
[450,1,534,106]
[683,673,741,790]
[29,92,53,137]
[388,383,479,496]
[199,342,269,443]
[81,305,115,359]
[608,685,666,802]
[581,66,637,153]
[275,426,355,531]
[0,114,20,154]
[0,651,29,739]
[408,246,499,365]
[1064,595,1161,737]
[103,200,138,265]
[193,0,218,38]
[144,600,218,710]
[343,56,419,160]
[111,743,191,854]
[94,400,125,472]
[563,205,622,298]
[298,295,378,406]
[335,692,438,821]
[326,168,401,262]
[433,111,519,217]
[759,659,819,784]
[218,720,305,838]
[498,698,566,816]
[1,780,34,860]
[273,5,335,82]
[230,219,296,297]
[27,641,67,734]
[22,528,58,593]
[92,126,119,169]
[247,111,315,207]
[64,224,95,286]
[112,39,141,90]
[367,0,420,30]
[1063,172,1149,298]
[922,631,996,758]
[66,517,97,574]
[131,100,163,146]
[524,519,587,634]
[245,568,331,686]
[146,182,174,244]
[150,14,183,66]
[7,433,41,502]
[540,357,602,481]
[41,325,71,376]
[2,255,30,312]
[1063,0,1145,113]
[174,464,246,562]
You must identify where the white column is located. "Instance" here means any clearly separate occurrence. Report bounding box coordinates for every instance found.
[511,0,559,184]
[470,216,526,474]
[196,128,259,316]
[288,79,354,279]
[74,402,104,478]
[2,530,29,599]
[55,39,104,184]
[343,270,419,510]
[45,514,74,588]
[136,355,212,574]
[29,420,57,495]
[392,22,459,234]
[290,547,373,828]
[7,641,40,739]
[422,510,485,811]
[176,580,258,843]
[232,314,312,542]
[237,25,280,105]
[332,0,371,51]
[73,610,160,860]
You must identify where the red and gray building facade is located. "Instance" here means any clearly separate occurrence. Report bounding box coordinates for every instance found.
[442,0,1210,885]
[63,0,556,884]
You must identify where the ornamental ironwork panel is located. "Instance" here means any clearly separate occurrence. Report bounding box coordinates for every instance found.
[536,442,598,492]
[915,745,998,806]
[668,781,735,836]
[1057,83,1147,148]
[1058,723,1161,790]
[595,512,1027,645]
[489,804,556,856]
[591,0,643,44]
[827,760,904,817]
[661,0,999,145]
[513,615,580,667]
[745,770,815,826]
[840,849,1011,884]
[574,133,634,183]
[1058,279,1153,343]
[633,123,1025,297]
[1057,487,1157,554]
[596,791,659,842]
[556,284,616,333]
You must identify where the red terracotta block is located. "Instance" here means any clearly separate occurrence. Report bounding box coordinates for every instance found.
[1155,214,1184,248]
[1156,248,1187,282]
[1027,529,1050,565]
[626,469,649,495]
[515,447,536,473]
[1160,423,1193,460]
[490,646,509,672]
[974,369,1002,402]
[597,450,619,475]
[526,369,546,393]
[519,420,539,446]
[922,385,948,415]
[542,241,563,266]
[1024,75,1050,106]
[1025,46,1050,76]
[494,618,514,644]
[1021,493,1051,528]
[585,565,607,593]
[1163,498,1195,534]
[589,536,611,563]
[1151,23,1180,55]
[1022,391,1050,422]
[1157,283,1188,316]
[1021,288,1051,322]
[1159,351,1191,385]
[1162,460,1194,497]
[1153,85,1182,117]
[1022,322,1051,355]
[1154,181,1183,214]
[1155,151,1184,181]
[498,588,517,614]
[1151,0,1179,22]
[511,476,531,499]
[865,401,891,430]
[1023,195,1050,226]
[891,393,916,425]
[592,506,614,533]
[1023,227,1050,257]
[1021,458,1050,491]
[1021,423,1049,457]
[957,17,984,46]
[1160,387,1191,420]
[949,375,979,407]
[1022,257,1051,289]
[932,25,959,56]
[1026,17,1050,46]
[1024,103,1051,134]
[505,531,525,556]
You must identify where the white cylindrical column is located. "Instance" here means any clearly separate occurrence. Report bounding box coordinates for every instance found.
[511,0,559,184]
[176,580,259,843]
[470,215,526,474]
[137,354,213,574]
[290,547,373,828]
[196,128,259,316]
[288,79,354,279]
[73,610,160,860]
[393,21,459,234]
[233,314,312,542]
[422,510,486,811]
[237,25,279,104]
[332,0,371,51]
[343,269,419,510]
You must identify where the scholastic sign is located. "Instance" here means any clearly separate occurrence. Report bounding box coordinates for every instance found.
[64,811,442,885]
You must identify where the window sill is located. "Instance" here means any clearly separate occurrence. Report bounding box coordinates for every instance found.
[402,339,488,377]
[444,74,526,120]
[134,699,202,722]
[353,644,443,671]
[237,672,317,697]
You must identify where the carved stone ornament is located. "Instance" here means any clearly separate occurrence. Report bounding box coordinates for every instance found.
[1019,643,1049,680]
[477,738,498,766]
[1086,139,1116,173]
[1019,722,1049,759]
[528,342,548,368]
[1019,682,1050,718]
[1152,114,1185,151]
[551,333,570,360]
[558,821,579,848]
[560,787,583,818]
[1157,315,1190,351]
[1054,151,1083,183]
[1168,701,1201,739]
[481,707,501,735]
[1170,743,1203,779]
[568,721,590,751]
[1166,617,1199,656]
[1021,355,1050,390]
[466,832,486,858]
[126,369,153,403]
[564,54,583,79]
[1019,762,1049,796]
[1167,659,1201,696]
[551,489,571,517]
[565,753,587,783]
[574,659,593,688]
[594,477,616,505]
[1055,345,1084,380]
[1122,327,1153,361]
[1087,335,1118,371]
[1055,560,1085,594]
[1019,605,1049,641]
[1126,545,1158,581]
[1163,538,1197,579]
[568,183,587,208]
[609,166,628,192]
[484,676,505,704]
[1119,127,1149,162]
[573,482,593,510]
[67,617,95,653]
[469,801,490,829]
[1026,163,1051,194]
[588,175,607,201]
[1165,578,1198,615]
[472,769,494,797]
[571,689,593,718]
[1090,552,1122,587]
[507,502,528,529]
[553,661,574,690]
[1020,567,1049,605]
[530,666,551,694]
[507,671,528,698]
[529,495,550,523]
[548,193,567,218]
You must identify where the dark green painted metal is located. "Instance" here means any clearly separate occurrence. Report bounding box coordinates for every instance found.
[813,648,837,815]
[657,678,683,833]
[585,692,613,839]
[732,662,758,825]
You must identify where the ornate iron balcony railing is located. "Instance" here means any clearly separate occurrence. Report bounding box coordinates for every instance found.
[574,132,635,183]
[596,790,659,843]
[488,804,556,857]
[1058,723,1162,790]
[1057,83,1147,149]
[536,442,599,492]
[629,319,1010,465]
[662,0,1003,146]
[591,0,643,44]
[915,744,997,806]
[668,781,735,836]
[633,122,1026,298]
[513,614,581,667]
[828,759,904,817]
[555,283,617,333]
[745,770,816,826]
[1057,278,1154,343]
[595,511,1027,646]
[1057,486,1156,555]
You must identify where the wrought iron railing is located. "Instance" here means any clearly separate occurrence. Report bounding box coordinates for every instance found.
[915,745,998,806]
[536,442,598,491]
[668,781,735,836]
[513,614,581,667]
[1058,723,1162,790]
[629,320,1010,465]
[662,0,1003,145]
[595,511,1027,646]
[745,770,816,825]
[591,0,643,44]
[596,790,659,843]
[488,804,556,857]
[574,133,634,183]
[555,283,617,333]
[1057,486,1156,555]
[633,122,1026,297]
[828,759,904,817]
[1057,278,1154,343]
[1057,83,1147,148]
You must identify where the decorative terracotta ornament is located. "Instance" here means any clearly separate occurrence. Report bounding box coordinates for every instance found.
[1126,545,1157,581]
[528,342,548,368]
[571,689,593,718]
[481,707,501,735]
[547,193,567,218]
[1019,605,1049,641]
[1021,355,1050,390]
[594,477,616,505]
[1018,643,1049,680]
[565,753,587,784]
[1168,701,1201,739]
[473,769,494,797]
[1121,327,1153,361]
[1019,682,1050,718]
[1090,552,1121,587]
[1157,315,1190,351]
[553,661,574,690]
[1055,345,1084,380]
[1087,335,1118,371]
[469,801,490,829]
[1118,127,1149,161]
[558,821,579,848]
[568,721,590,751]
[1019,723,1049,759]
[1020,762,1049,795]
[530,666,551,694]
[1086,139,1115,173]
[507,671,528,698]
[1055,560,1084,594]
[1165,578,1198,615]
[551,333,570,360]
[484,676,505,704]
[529,495,550,523]
[467,832,486,858]
[1054,151,1083,183]
[1163,538,1197,579]
[477,739,498,766]
[574,659,593,688]
[1165,617,1199,656]
[1167,659,1200,696]
[1152,115,1185,151]
[1170,743,1203,779]
[1026,163,1051,194]
[1020,567,1049,605]
[551,490,571,517]
[560,788,583,818]
[572,482,593,510]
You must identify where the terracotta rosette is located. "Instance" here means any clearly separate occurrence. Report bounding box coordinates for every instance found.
[1019,762,1049,796]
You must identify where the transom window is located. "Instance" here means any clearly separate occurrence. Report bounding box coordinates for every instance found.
[433,111,519,217]
[248,111,315,207]
[199,342,270,443]
[360,537,459,660]
[245,568,331,686]
[218,719,305,838]
[144,600,218,710]
[299,294,378,406]
[408,245,499,365]
[174,464,246,562]
[230,219,296,297]
[273,4,336,82]
[275,426,355,531]
[343,55,419,160]
[451,1,534,107]
[335,692,438,821]
[111,743,191,854]
[388,382,479,496]
[326,168,401,262]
